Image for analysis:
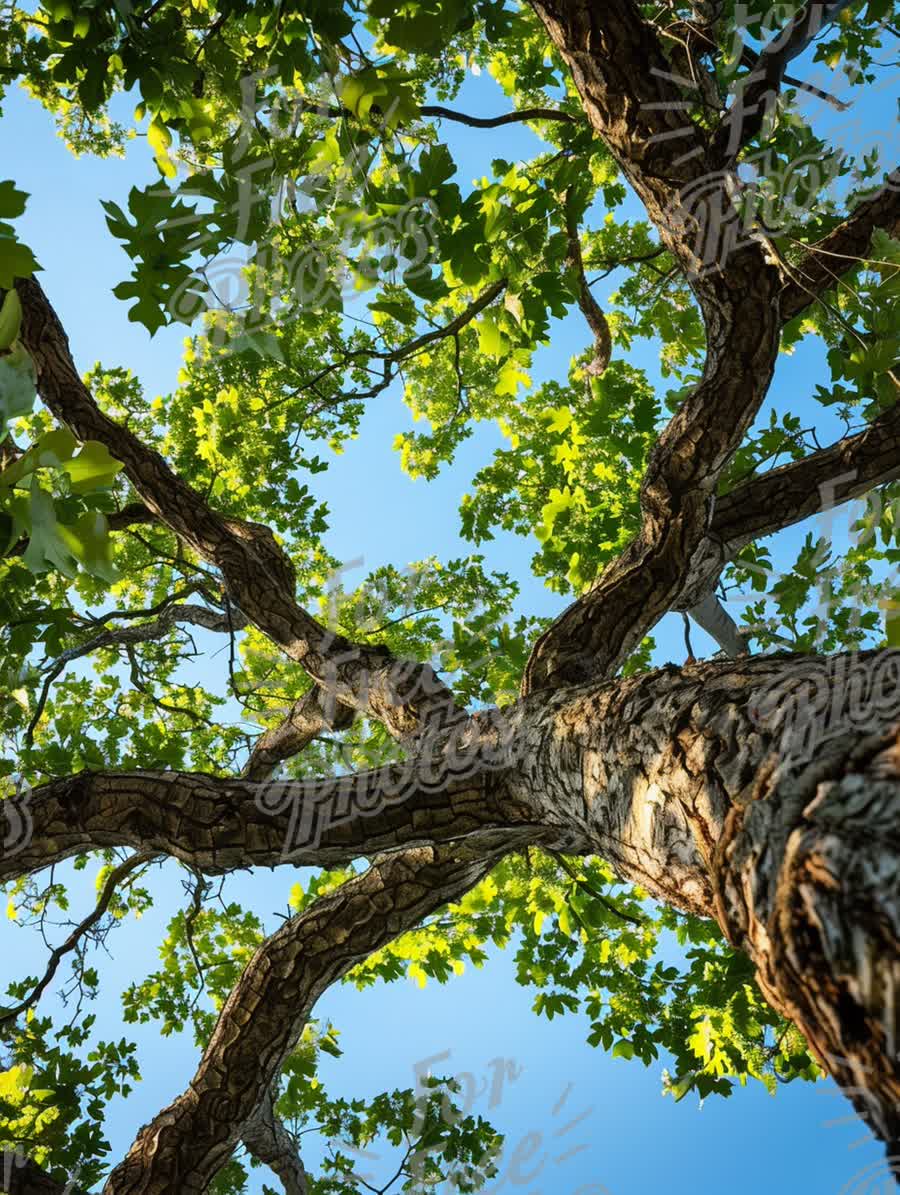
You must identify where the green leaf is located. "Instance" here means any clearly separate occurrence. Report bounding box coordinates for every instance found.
[0,288,23,350]
[0,345,36,436]
[477,315,506,358]
[63,441,124,493]
[0,180,28,220]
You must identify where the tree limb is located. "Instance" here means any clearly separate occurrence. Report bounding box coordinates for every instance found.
[101,844,501,1195]
[243,687,356,782]
[0,748,530,886]
[779,171,900,321]
[563,189,612,376]
[25,602,248,745]
[419,104,577,128]
[289,97,578,129]
[0,851,159,1027]
[712,1,857,161]
[711,397,900,554]
[520,1,784,691]
[15,279,463,746]
[666,395,900,616]
[241,1087,308,1195]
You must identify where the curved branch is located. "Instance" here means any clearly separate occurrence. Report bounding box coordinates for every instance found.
[522,249,782,691]
[102,843,501,1195]
[419,103,577,128]
[563,190,612,376]
[241,1087,308,1195]
[0,744,529,886]
[712,1,857,161]
[15,279,463,746]
[289,96,577,129]
[244,687,356,782]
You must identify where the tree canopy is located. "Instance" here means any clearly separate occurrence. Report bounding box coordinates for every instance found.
[0,0,899,1191]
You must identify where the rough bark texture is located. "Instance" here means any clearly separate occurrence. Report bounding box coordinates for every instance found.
[5,0,900,1189]
[102,845,499,1195]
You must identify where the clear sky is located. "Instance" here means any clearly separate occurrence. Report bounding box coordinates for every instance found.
[1,42,897,1195]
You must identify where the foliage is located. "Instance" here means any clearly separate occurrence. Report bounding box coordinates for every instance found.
[0,0,897,1188]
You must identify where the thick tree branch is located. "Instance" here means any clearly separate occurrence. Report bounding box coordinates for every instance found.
[0,745,532,887]
[15,279,463,745]
[523,247,782,690]
[712,1,857,161]
[711,398,900,554]
[519,1,784,691]
[241,1087,308,1195]
[670,396,900,610]
[779,171,900,321]
[12,651,900,1186]
[529,0,713,234]
[243,687,356,782]
[102,844,501,1195]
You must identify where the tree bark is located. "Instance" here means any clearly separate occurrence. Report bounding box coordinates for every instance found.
[5,0,900,1185]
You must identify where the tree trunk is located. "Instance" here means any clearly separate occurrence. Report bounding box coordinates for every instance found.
[501,651,900,1165]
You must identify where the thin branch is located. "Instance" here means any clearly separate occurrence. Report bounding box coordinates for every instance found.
[549,851,645,926]
[25,602,246,745]
[419,104,578,128]
[0,852,159,1027]
[563,190,612,377]
[713,1,858,160]
[16,279,464,747]
[779,171,900,321]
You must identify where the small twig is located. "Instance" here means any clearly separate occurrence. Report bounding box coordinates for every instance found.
[550,851,645,926]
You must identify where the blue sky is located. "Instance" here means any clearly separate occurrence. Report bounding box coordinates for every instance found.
[1,39,897,1195]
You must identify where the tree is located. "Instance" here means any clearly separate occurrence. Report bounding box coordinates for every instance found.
[0,0,898,1190]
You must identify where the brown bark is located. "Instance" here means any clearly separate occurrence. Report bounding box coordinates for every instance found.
[5,0,900,1187]
[101,844,499,1195]
[16,277,464,748]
